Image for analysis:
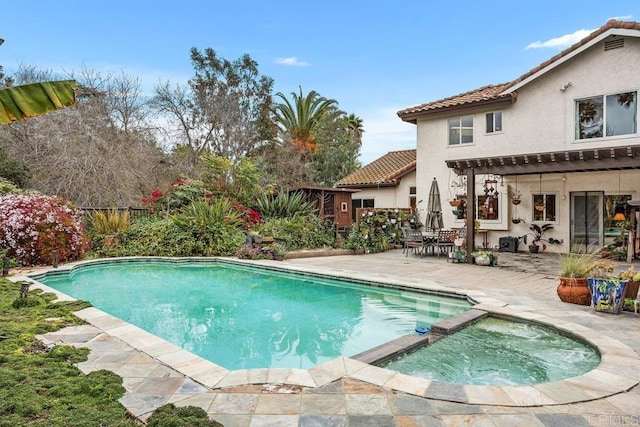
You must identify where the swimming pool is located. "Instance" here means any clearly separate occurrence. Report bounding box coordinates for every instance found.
[36,259,471,370]
[383,316,600,385]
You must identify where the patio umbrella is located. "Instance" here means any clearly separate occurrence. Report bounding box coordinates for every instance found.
[425,177,444,230]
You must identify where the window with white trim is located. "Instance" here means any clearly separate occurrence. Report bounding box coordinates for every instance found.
[575,91,637,140]
[448,116,474,145]
[485,111,502,133]
[532,194,557,222]
[409,186,416,209]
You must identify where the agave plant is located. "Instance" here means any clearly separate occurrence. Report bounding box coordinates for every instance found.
[255,191,317,220]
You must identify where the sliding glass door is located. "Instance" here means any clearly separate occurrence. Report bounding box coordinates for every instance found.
[570,191,603,253]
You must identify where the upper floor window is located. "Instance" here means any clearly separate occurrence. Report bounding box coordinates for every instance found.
[576,91,637,140]
[486,111,502,133]
[448,116,474,145]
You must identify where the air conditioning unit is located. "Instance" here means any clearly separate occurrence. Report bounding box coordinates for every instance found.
[499,237,519,253]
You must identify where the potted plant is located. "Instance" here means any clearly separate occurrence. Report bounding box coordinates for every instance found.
[586,259,627,314]
[511,217,524,224]
[511,189,522,205]
[617,266,640,300]
[521,223,554,253]
[557,253,592,305]
[471,250,497,266]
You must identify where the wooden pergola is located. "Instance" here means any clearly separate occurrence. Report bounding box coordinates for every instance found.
[445,144,640,262]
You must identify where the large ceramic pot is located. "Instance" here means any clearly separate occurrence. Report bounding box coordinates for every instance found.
[474,255,491,266]
[588,278,627,314]
[557,277,591,305]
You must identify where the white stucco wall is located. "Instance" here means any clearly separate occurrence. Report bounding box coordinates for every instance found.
[352,170,416,209]
[413,36,640,252]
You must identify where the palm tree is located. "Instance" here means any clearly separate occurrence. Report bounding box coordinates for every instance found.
[345,113,364,139]
[0,80,77,125]
[274,87,340,153]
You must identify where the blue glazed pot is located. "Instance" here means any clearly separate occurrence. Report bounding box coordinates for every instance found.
[587,278,627,314]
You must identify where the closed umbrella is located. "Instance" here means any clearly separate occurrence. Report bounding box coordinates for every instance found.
[425,177,444,230]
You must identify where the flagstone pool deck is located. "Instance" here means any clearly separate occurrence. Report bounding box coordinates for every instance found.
[16,251,640,426]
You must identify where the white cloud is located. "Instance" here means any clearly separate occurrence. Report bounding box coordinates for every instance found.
[273,57,310,67]
[525,28,595,50]
[359,107,416,164]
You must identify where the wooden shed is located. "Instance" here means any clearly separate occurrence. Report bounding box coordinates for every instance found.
[291,186,360,229]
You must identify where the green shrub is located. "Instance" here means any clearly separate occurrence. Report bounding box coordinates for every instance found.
[255,191,317,220]
[90,217,203,258]
[257,215,335,251]
[171,198,246,256]
[146,403,222,427]
[345,225,367,250]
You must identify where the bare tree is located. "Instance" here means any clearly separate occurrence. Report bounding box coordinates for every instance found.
[0,65,176,206]
[150,48,276,169]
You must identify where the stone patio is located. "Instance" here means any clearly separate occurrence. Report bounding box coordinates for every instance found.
[15,251,640,426]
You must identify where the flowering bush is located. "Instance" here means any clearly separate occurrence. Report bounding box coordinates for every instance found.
[0,194,88,265]
[232,201,262,230]
[235,245,273,260]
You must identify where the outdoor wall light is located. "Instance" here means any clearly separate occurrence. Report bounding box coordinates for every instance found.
[560,82,573,91]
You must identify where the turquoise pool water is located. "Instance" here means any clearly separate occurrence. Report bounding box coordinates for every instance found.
[37,260,471,370]
[383,317,600,385]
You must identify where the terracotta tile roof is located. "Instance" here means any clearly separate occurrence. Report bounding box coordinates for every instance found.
[335,149,416,187]
[397,84,513,122]
[398,20,640,122]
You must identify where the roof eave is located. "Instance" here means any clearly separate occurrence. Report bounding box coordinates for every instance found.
[336,182,399,189]
[398,96,514,123]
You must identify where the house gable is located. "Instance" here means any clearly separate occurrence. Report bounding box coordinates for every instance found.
[336,149,416,188]
[397,20,640,126]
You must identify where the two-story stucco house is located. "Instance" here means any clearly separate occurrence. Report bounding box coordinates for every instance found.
[398,20,640,255]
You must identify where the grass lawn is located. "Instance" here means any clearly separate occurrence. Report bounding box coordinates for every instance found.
[0,276,223,426]
[0,277,137,426]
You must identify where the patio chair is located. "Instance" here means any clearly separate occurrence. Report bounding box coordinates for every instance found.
[434,229,458,258]
[402,227,426,257]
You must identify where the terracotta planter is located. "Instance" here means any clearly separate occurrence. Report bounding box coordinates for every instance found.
[557,277,591,305]
[449,200,461,207]
[623,280,640,300]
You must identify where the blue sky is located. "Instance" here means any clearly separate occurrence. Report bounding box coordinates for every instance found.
[1,1,639,163]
